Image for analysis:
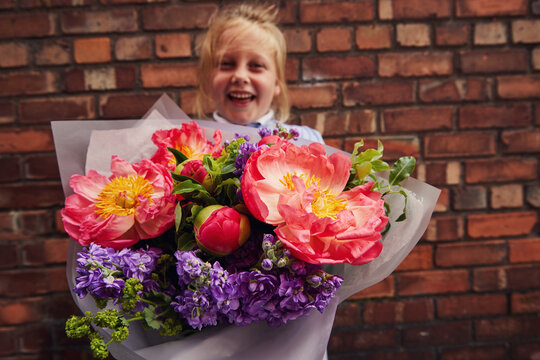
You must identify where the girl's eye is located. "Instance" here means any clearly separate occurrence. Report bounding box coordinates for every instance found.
[250,63,265,70]
[220,61,234,69]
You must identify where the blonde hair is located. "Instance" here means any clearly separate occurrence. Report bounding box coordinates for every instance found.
[195,3,290,123]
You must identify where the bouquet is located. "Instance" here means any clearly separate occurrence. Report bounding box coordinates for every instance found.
[52,95,440,360]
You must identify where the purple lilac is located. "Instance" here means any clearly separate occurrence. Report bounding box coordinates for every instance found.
[233,142,259,175]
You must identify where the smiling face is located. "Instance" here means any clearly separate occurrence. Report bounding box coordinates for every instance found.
[210,27,281,125]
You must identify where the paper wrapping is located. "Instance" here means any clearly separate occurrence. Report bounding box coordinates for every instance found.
[52,94,440,360]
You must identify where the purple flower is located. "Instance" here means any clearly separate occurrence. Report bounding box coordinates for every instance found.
[175,250,205,285]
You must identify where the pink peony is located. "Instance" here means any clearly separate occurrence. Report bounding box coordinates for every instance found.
[61,156,176,250]
[241,142,388,265]
[151,121,223,170]
[193,205,250,256]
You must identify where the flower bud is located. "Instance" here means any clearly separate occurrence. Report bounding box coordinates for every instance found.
[193,205,250,256]
[261,258,273,271]
[174,160,213,191]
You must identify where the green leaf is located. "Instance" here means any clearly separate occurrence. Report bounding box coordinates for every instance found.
[177,232,196,251]
[173,180,217,205]
[167,147,188,165]
[371,159,390,172]
[142,307,162,330]
[396,189,409,222]
[174,203,182,232]
[170,172,202,185]
[389,156,416,186]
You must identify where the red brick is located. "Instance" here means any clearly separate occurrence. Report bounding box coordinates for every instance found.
[115,35,152,61]
[19,323,52,353]
[74,37,111,64]
[99,93,165,119]
[284,29,311,53]
[476,316,540,341]
[0,0,14,8]
[473,267,507,292]
[424,161,461,186]
[382,107,453,133]
[0,242,18,269]
[285,58,299,82]
[474,22,507,45]
[61,9,137,34]
[179,89,205,116]
[434,187,450,213]
[64,66,137,92]
[497,75,540,99]
[22,238,68,266]
[491,184,523,209]
[343,80,414,106]
[19,210,54,236]
[460,49,528,74]
[21,0,91,5]
[465,157,537,183]
[35,40,70,65]
[100,0,166,3]
[316,28,351,52]
[512,20,540,43]
[436,241,506,267]
[380,0,451,19]
[0,42,29,67]
[437,294,507,318]
[453,185,487,210]
[289,83,337,109]
[509,238,540,263]
[24,154,60,180]
[425,132,496,158]
[333,301,361,327]
[300,1,375,23]
[356,24,392,49]
[155,33,191,58]
[0,101,14,124]
[459,103,530,129]
[536,103,540,125]
[0,183,63,209]
[512,291,540,314]
[350,275,394,299]
[440,345,508,360]
[0,328,17,356]
[19,96,95,123]
[397,269,469,296]
[301,110,376,137]
[364,299,434,325]
[303,56,375,80]
[142,4,217,30]
[0,71,56,97]
[379,52,452,77]
[0,298,44,325]
[456,0,528,17]
[141,63,197,88]
[513,342,540,360]
[502,130,540,154]
[276,1,296,25]
[0,212,16,240]
[0,156,20,182]
[0,12,55,38]
[420,78,488,103]
[344,137,420,160]
[397,244,433,271]
[366,350,435,360]
[467,211,537,238]
[0,267,67,297]
[396,24,430,47]
[402,321,471,346]
[329,328,397,352]
[506,264,540,290]
[0,128,54,154]
[435,22,469,46]
[424,216,463,241]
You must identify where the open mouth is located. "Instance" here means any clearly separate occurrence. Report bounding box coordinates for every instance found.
[228,92,255,103]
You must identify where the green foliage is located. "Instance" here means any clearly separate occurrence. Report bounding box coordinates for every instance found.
[347,140,416,225]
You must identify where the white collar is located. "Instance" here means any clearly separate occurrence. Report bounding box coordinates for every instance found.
[212,110,275,127]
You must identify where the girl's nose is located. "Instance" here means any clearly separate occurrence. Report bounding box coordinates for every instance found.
[231,66,249,84]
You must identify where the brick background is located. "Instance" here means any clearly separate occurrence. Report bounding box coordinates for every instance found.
[0,0,538,359]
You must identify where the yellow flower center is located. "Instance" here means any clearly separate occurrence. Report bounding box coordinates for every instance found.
[94,176,154,218]
[280,172,348,219]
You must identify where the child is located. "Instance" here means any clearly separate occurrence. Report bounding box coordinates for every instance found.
[195,3,323,143]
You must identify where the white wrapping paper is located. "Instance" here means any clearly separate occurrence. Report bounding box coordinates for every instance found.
[52,94,440,360]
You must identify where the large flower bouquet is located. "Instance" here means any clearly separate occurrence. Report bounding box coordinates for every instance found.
[53,95,440,360]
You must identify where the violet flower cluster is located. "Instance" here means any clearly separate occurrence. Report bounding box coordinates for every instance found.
[170,234,343,330]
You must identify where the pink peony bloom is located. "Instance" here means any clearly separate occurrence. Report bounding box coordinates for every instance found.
[151,121,223,170]
[194,205,250,256]
[61,156,176,250]
[241,142,388,265]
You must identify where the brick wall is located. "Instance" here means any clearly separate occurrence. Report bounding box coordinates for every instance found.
[0,0,538,359]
